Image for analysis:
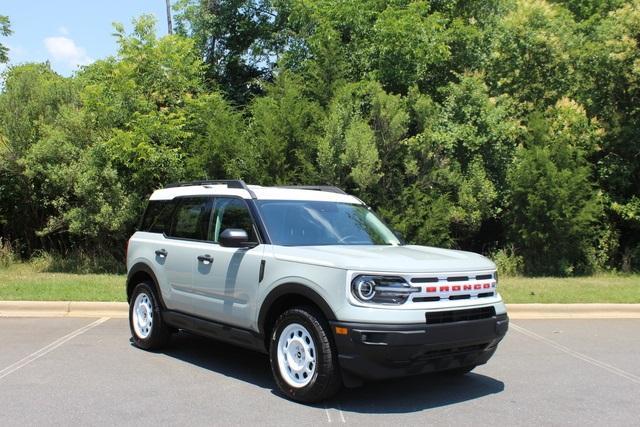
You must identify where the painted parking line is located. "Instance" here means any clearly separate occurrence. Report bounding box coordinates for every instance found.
[0,317,110,381]
[337,403,346,423]
[324,403,346,423]
[511,322,640,385]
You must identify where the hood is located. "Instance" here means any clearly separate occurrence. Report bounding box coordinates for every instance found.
[272,244,495,273]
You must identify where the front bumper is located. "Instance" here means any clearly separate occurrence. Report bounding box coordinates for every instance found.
[330,313,508,382]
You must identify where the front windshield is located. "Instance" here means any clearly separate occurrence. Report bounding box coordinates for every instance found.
[256,200,401,246]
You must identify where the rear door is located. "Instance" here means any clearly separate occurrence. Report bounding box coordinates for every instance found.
[161,196,214,314]
[189,197,265,327]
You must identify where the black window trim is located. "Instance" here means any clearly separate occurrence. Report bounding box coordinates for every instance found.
[167,196,213,242]
[209,196,264,245]
[139,199,178,234]
[160,195,267,246]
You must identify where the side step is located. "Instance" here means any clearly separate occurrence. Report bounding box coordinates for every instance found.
[163,310,266,353]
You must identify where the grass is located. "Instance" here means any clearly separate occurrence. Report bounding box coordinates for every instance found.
[0,263,125,302]
[499,274,640,303]
[0,263,638,303]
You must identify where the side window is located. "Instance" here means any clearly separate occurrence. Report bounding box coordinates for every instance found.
[169,198,211,240]
[210,198,258,243]
[140,200,176,234]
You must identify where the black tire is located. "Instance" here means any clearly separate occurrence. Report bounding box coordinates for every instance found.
[129,282,171,350]
[443,365,476,375]
[269,306,342,403]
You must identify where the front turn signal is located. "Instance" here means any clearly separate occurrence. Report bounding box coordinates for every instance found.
[335,326,348,335]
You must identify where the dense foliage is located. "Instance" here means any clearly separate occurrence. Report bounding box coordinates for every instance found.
[1,1,639,275]
[0,15,10,63]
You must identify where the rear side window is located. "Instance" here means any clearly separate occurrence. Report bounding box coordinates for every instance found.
[169,197,211,240]
[140,200,176,234]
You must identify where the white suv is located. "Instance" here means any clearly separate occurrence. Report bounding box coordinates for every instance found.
[126,180,508,402]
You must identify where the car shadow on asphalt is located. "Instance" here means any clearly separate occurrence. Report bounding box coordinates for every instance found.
[330,372,504,414]
[159,332,504,414]
[158,332,273,389]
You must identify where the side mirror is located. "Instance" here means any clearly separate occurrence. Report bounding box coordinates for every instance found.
[219,228,255,248]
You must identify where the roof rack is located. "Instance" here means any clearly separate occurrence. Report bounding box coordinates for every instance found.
[164,179,256,198]
[276,185,347,195]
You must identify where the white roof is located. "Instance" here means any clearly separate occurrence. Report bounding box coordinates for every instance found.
[149,184,363,204]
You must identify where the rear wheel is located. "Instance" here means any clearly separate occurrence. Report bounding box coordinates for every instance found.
[129,282,170,350]
[269,307,342,402]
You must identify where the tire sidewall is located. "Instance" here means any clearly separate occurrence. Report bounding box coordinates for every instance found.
[269,307,338,402]
[129,281,166,350]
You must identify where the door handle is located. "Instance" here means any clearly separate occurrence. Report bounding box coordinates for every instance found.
[155,249,168,258]
[197,254,214,264]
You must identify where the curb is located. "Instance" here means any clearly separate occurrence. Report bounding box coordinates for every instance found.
[506,304,640,319]
[1,301,640,319]
[0,301,128,318]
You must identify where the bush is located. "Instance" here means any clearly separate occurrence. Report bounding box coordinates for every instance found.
[0,237,16,268]
[506,103,603,276]
[29,249,125,274]
[491,246,524,277]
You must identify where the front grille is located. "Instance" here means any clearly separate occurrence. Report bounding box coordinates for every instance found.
[478,292,495,298]
[413,296,441,302]
[416,343,489,361]
[425,306,496,325]
[407,270,497,304]
[411,277,439,283]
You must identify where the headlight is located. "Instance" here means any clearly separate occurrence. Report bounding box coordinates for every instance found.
[351,275,420,305]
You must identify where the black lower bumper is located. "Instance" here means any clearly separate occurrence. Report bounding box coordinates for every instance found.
[330,313,508,383]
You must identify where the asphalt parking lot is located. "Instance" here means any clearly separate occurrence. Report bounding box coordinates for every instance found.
[0,317,638,426]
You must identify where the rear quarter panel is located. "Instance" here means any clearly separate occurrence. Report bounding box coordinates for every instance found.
[127,232,173,308]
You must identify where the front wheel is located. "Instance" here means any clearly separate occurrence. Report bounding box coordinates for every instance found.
[269,307,342,402]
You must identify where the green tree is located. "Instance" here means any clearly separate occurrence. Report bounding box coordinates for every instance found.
[550,0,625,21]
[507,100,603,275]
[489,0,579,111]
[0,15,10,63]
[379,184,454,248]
[574,1,640,268]
[243,73,324,184]
[173,0,286,105]
[317,81,408,198]
[283,0,451,95]
[405,75,520,247]
[0,63,78,253]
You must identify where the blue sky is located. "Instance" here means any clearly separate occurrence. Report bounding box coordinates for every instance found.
[1,1,172,76]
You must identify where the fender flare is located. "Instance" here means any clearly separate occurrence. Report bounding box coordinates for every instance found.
[126,262,167,309]
[257,283,337,334]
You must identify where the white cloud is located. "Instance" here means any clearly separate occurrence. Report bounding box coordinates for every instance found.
[44,36,93,68]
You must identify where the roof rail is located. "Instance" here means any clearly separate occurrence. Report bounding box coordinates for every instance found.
[164,179,256,199]
[276,185,347,195]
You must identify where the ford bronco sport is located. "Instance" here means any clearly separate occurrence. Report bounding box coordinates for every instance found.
[127,180,508,402]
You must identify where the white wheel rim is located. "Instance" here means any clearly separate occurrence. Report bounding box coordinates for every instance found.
[277,323,317,388]
[132,292,153,339]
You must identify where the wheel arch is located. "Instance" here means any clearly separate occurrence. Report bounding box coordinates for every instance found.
[258,283,336,343]
[126,262,166,308]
